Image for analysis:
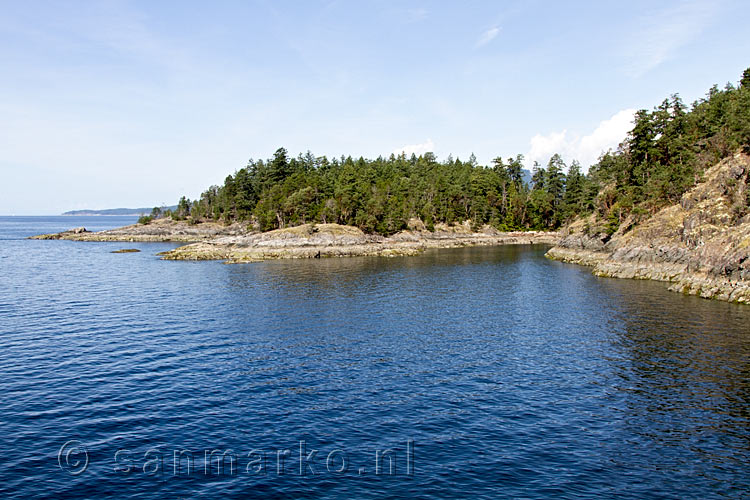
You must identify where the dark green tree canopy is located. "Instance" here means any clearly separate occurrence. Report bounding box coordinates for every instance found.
[170,67,750,235]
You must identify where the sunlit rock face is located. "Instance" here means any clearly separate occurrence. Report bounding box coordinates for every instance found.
[548,151,750,304]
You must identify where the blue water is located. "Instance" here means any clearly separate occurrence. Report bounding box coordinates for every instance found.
[1,216,749,499]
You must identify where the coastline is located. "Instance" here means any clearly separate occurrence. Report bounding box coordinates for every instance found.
[546,246,750,304]
[29,219,247,243]
[30,219,560,263]
[546,152,750,305]
[31,150,750,305]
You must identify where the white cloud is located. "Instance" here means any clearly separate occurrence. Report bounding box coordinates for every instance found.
[475,26,500,48]
[622,1,717,77]
[526,109,635,171]
[391,139,435,156]
[527,131,568,166]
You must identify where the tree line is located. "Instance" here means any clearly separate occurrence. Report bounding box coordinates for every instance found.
[152,150,598,234]
[589,67,750,234]
[151,68,750,235]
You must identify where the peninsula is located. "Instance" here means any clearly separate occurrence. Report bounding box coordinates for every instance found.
[32,68,750,303]
[31,219,559,261]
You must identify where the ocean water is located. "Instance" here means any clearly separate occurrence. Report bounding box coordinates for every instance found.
[1,216,748,499]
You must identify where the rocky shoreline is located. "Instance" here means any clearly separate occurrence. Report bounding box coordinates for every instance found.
[546,246,750,303]
[546,152,750,304]
[30,218,247,242]
[158,224,559,262]
[30,219,559,263]
[31,153,750,305]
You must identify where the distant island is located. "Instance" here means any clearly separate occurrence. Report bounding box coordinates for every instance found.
[62,206,177,216]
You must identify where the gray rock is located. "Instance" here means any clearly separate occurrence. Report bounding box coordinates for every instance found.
[547,151,750,305]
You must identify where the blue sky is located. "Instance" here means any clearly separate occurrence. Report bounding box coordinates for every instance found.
[1,0,748,214]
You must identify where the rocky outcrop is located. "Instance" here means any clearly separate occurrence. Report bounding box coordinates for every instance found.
[31,217,558,263]
[547,151,750,304]
[30,218,248,242]
[158,223,558,263]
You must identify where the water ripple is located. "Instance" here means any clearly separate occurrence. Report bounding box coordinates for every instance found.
[0,218,749,499]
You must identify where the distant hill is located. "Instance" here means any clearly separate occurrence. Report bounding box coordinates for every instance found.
[521,168,532,187]
[62,206,177,216]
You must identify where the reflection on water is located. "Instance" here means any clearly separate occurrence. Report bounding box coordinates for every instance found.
[604,285,750,495]
[1,218,749,499]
